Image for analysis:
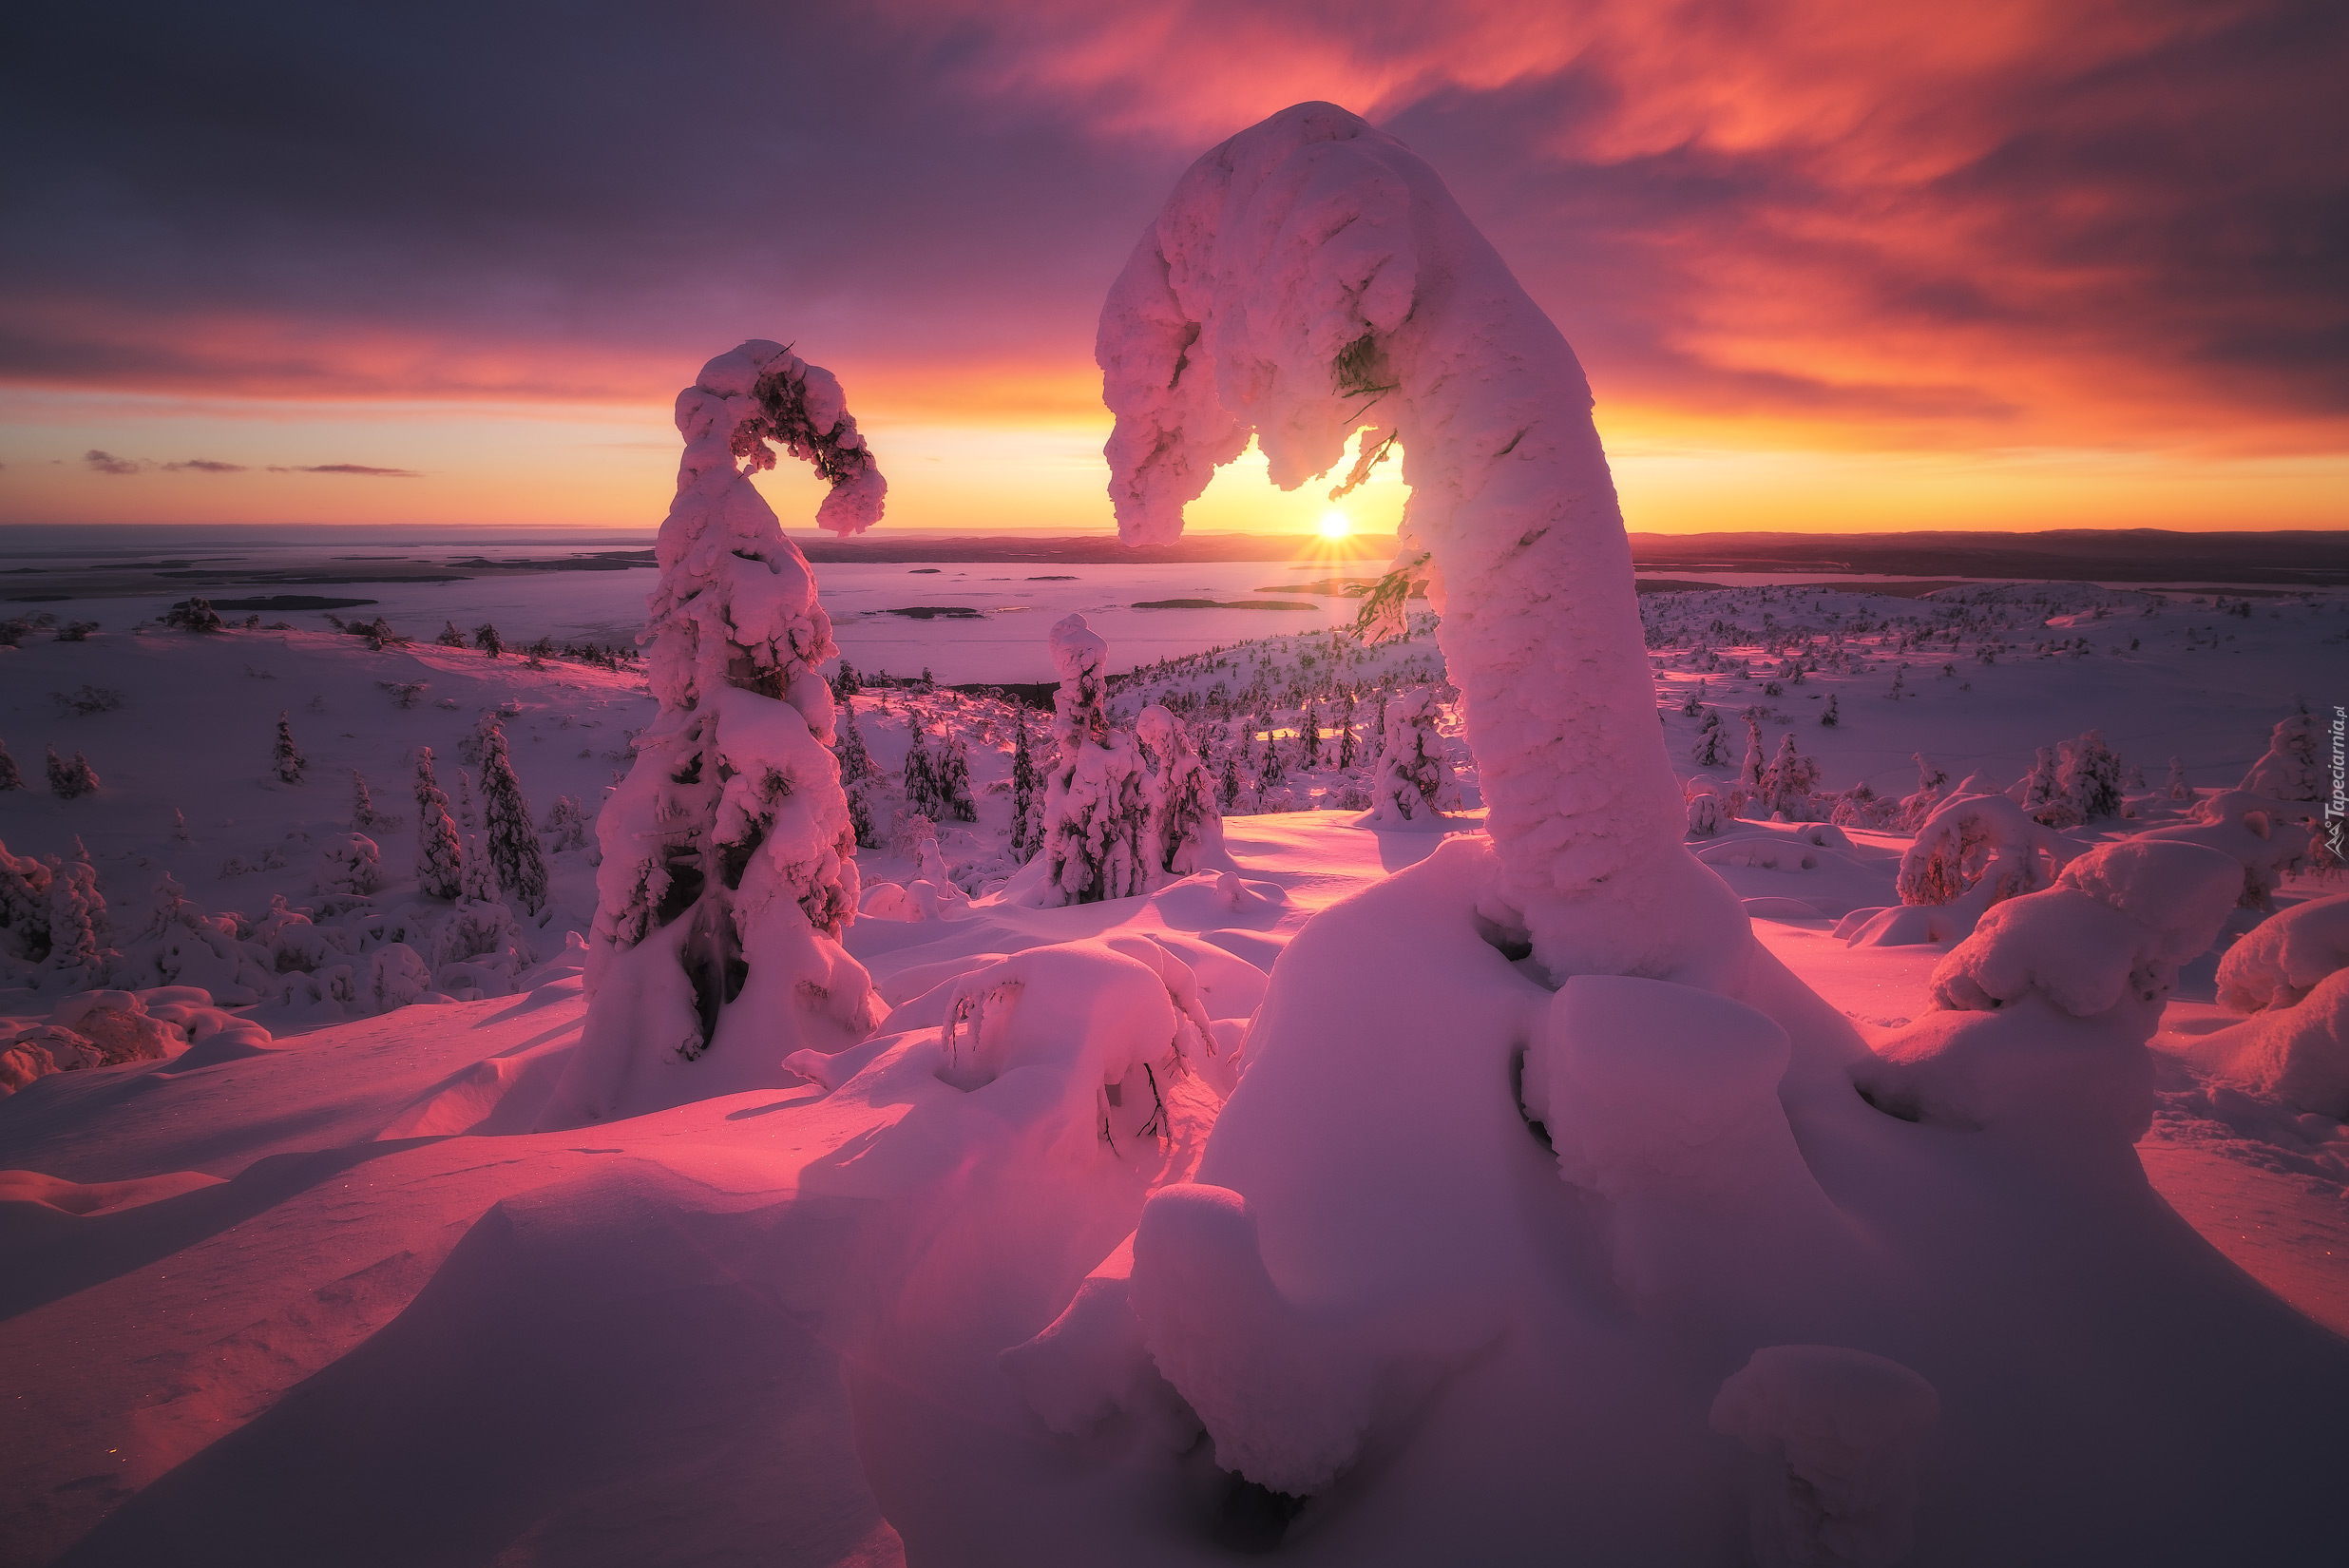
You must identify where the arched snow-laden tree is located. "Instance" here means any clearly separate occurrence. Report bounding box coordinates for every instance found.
[1039,613,1148,905]
[542,341,886,1127]
[1119,101,1756,977]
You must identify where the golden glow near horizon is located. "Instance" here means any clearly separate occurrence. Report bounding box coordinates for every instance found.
[2,387,2343,535]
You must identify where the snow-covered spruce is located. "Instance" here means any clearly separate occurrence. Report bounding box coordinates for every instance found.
[1037,614,1149,905]
[1135,703,1228,880]
[541,341,885,1127]
[474,717,547,917]
[1098,102,1747,984]
[1366,686,1451,825]
[411,746,464,900]
[46,745,100,799]
[271,712,305,784]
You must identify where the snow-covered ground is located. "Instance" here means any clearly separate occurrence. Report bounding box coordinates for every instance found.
[2,568,2343,1565]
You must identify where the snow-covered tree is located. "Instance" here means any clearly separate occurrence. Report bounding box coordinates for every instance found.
[1369,687,1451,823]
[1820,694,1840,727]
[1739,717,1767,791]
[2056,730,2125,822]
[0,840,54,965]
[1302,703,1324,767]
[47,746,99,799]
[475,717,547,916]
[0,736,19,792]
[456,768,477,830]
[903,722,943,821]
[1692,709,1727,768]
[1898,754,1949,831]
[834,703,881,849]
[1336,691,1358,770]
[315,832,384,897]
[1098,101,1749,979]
[1008,709,1041,863]
[1039,613,1148,905]
[544,340,886,1126]
[2168,756,2193,803]
[170,807,191,843]
[437,621,468,648]
[937,727,976,823]
[1136,703,1226,880]
[2242,710,2321,801]
[1218,750,1243,811]
[412,746,464,900]
[544,794,592,852]
[272,712,305,784]
[2017,745,2067,826]
[1258,727,1287,790]
[474,622,504,659]
[351,769,381,830]
[1758,734,1823,821]
[46,860,108,982]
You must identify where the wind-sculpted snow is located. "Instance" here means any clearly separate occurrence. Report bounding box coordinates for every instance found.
[1098,100,1749,989]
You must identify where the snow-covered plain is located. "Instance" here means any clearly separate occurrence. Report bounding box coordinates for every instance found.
[1,567,2343,1565]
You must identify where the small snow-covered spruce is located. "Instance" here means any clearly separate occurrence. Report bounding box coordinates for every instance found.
[411,746,464,900]
[1692,709,1727,768]
[475,717,547,915]
[937,727,977,823]
[2056,730,2125,823]
[436,621,468,648]
[271,712,305,784]
[47,746,100,799]
[1758,733,1823,820]
[834,702,881,850]
[1336,691,1358,769]
[549,340,886,1123]
[1740,716,1766,790]
[1008,709,1042,863]
[474,622,504,659]
[902,722,943,821]
[0,841,54,964]
[1039,613,1149,905]
[2241,709,2322,801]
[2167,755,2193,802]
[1258,726,1287,788]
[0,737,20,792]
[171,807,191,843]
[1820,693,1840,727]
[1302,703,1323,766]
[456,768,476,829]
[544,794,592,852]
[1137,704,1225,879]
[1218,750,1243,811]
[46,860,108,979]
[1368,687,1451,823]
[350,769,380,830]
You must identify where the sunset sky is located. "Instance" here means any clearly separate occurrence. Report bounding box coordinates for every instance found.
[1,1,2341,536]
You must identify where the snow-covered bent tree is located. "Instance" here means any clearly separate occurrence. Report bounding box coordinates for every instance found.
[1098,104,1746,986]
[979,104,2349,1559]
[540,341,886,1127]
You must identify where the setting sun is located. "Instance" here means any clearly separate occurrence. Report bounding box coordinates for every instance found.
[1317,509,1352,540]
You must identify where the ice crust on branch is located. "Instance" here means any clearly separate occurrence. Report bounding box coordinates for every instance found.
[1097,101,1747,986]
[541,341,884,1128]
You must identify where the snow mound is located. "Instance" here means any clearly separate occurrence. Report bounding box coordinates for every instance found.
[2218,893,2349,1013]
[1709,1345,1939,1568]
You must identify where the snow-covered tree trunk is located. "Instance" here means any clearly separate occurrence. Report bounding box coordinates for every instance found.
[543,340,886,1127]
[1039,614,1147,905]
[1098,102,1748,983]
